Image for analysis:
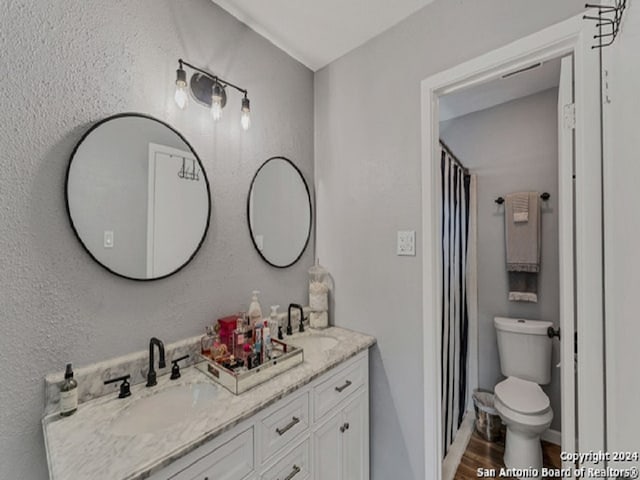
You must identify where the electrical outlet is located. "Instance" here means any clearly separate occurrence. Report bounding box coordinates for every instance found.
[104,230,114,248]
[397,230,415,256]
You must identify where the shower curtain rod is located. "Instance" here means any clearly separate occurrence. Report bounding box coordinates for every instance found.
[439,140,469,173]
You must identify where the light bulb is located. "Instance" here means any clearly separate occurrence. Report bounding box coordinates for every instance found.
[241,97,251,131]
[241,111,251,130]
[211,100,222,120]
[211,83,223,121]
[174,82,188,109]
[174,65,188,109]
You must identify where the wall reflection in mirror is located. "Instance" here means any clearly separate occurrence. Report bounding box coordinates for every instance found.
[65,114,211,280]
[248,157,312,268]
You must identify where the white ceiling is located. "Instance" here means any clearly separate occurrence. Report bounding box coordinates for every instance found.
[211,0,434,71]
[440,58,562,122]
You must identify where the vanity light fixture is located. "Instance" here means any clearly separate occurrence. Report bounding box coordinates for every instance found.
[174,59,251,130]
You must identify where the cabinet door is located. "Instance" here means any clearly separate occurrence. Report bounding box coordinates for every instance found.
[313,412,343,480]
[342,391,368,480]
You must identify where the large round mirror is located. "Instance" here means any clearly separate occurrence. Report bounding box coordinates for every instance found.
[247,157,312,268]
[66,113,211,280]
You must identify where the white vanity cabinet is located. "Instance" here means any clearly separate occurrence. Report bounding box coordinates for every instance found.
[150,350,369,480]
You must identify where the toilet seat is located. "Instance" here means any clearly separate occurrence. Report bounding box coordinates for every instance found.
[495,377,550,415]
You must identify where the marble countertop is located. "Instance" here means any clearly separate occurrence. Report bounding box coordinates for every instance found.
[42,327,375,480]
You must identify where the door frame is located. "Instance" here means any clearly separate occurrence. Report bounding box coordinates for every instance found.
[420,13,604,479]
[146,142,197,278]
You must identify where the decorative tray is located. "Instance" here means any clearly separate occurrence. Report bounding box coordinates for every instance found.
[195,339,304,395]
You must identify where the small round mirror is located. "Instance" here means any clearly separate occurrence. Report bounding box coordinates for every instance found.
[247,157,312,268]
[65,113,211,280]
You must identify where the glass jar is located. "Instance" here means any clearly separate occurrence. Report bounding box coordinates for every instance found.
[308,261,330,329]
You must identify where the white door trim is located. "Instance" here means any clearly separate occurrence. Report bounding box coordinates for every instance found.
[557,54,576,467]
[420,14,604,479]
[146,142,197,278]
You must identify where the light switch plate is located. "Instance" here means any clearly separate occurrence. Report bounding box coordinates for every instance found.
[397,230,415,256]
[104,230,114,248]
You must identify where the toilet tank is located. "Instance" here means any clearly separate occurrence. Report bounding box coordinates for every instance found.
[494,317,553,384]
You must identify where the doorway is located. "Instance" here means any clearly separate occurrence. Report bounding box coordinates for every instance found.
[439,56,567,479]
[420,14,605,480]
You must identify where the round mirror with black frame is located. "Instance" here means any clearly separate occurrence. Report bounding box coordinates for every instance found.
[247,157,312,268]
[65,113,211,281]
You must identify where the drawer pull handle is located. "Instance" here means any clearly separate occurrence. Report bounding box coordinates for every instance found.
[276,416,300,436]
[335,380,352,393]
[281,464,301,480]
[340,422,350,433]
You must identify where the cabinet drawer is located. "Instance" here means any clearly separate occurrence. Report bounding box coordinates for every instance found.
[313,358,366,421]
[260,392,309,461]
[169,427,254,480]
[261,438,310,480]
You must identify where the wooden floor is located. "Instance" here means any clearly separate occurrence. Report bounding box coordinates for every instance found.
[453,430,561,479]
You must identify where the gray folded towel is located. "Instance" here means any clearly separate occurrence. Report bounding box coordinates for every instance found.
[512,192,529,223]
[505,192,540,272]
[505,192,541,303]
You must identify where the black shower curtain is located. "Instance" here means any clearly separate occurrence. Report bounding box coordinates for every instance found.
[441,143,470,456]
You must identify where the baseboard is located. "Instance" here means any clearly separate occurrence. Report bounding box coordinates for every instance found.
[542,428,561,446]
[442,411,475,480]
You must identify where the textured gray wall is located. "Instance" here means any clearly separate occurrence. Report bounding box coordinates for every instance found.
[441,88,562,432]
[0,1,313,478]
[314,1,585,478]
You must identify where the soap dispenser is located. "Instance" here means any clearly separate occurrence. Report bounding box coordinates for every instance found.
[248,290,263,330]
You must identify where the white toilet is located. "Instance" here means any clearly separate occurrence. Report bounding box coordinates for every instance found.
[493,316,553,476]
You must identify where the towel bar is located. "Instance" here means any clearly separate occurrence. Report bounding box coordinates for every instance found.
[495,192,550,205]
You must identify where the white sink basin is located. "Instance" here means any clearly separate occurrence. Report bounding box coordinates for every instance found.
[110,382,221,436]
[290,335,339,357]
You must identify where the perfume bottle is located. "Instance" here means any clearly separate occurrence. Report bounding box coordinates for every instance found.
[263,324,273,361]
[233,317,246,359]
[254,323,263,364]
[211,330,228,361]
[201,325,215,357]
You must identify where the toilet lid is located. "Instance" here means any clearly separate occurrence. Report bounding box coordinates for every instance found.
[495,377,550,415]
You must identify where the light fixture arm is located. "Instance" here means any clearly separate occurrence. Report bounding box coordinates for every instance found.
[178,58,248,97]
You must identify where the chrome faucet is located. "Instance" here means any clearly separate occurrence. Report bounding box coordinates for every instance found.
[288,303,305,335]
[146,337,166,387]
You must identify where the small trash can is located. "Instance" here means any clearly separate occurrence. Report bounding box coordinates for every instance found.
[472,389,503,442]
